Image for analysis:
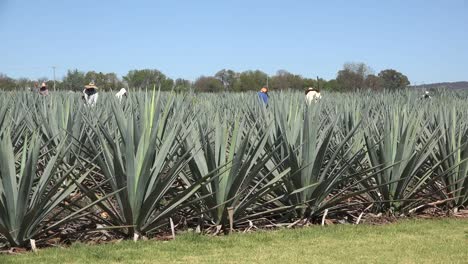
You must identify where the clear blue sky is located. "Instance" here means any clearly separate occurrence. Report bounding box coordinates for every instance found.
[1,0,467,84]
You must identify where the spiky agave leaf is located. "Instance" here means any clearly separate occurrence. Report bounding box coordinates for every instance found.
[432,106,468,209]
[362,107,442,214]
[80,91,210,235]
[0,128,90,247]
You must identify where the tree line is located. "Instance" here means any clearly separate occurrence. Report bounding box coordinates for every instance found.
[0,62,410,92]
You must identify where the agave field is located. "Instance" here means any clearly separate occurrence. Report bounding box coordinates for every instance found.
[0,90,467,249]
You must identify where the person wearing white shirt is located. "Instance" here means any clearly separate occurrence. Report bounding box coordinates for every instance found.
[115,88,128,101]
[422,91,431,100]
[83,81,99,106]
[305,87,321,104]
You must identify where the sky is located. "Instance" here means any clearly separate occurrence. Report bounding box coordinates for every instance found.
[0,0,467,84]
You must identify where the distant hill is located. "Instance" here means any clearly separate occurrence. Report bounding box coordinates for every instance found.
[411,81,468,90]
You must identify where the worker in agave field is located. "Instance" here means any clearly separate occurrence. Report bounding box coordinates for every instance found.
[422,90,431,100]
[305,87,321,104]
[39,82,49,96]
[257,86,269,105]
[115,88,128,101]
[83,81,99,106]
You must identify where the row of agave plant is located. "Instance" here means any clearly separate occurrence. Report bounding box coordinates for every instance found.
[0,90,467,248]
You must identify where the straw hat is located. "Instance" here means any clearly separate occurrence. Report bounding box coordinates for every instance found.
[85,81,98,89]
[41,82,47,87]
[305,87,318,94]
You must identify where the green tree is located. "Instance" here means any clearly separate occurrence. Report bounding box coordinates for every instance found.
[303,78,318,90]
[234,70,268,92]
[323,79,338,91]
[0,73,16,90]
[123,69,173,90]
[215,69,238,91]
[365,74,383,91]
[84,71,123,91]
[193,76,224,92]
[15,78,33,91]
[378,69,410,90]
[303,77,331,91]
[336,63,372,91]
[105,72,123,91]
[62,69,86,91]
[162,78,174,91]
[173,78,191,92]
[270,70,304,90]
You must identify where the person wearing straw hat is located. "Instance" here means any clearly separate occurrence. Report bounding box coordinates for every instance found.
[39,82,49,96]
[305,87,321,104]
[257,86,269,105]
[83,81,99,106]
[115,88,128,101]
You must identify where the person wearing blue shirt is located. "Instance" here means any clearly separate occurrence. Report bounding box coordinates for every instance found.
[257,87,269,105]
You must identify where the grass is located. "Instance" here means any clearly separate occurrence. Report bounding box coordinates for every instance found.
[1,219,467,264]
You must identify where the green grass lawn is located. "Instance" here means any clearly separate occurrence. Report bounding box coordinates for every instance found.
[1,219,467,264]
